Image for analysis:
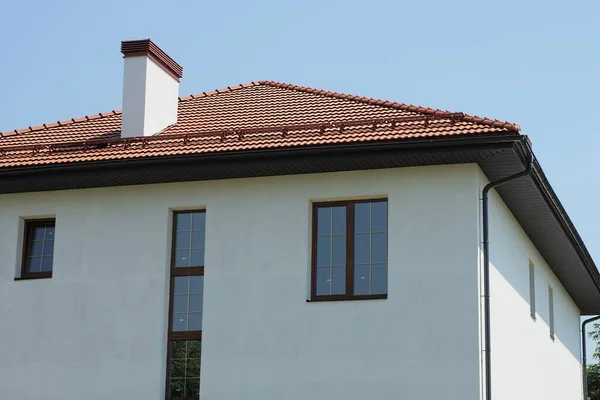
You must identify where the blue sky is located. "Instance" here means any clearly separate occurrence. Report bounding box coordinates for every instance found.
[1,0,599,358]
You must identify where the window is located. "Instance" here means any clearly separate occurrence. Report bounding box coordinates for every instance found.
[166,211,205,399]
[20,219,55,279]
[548,285,555,340]
[311,199,388,301]
[529,260,536,319]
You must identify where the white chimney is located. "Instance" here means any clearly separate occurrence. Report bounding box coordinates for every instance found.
[120,39,183,138]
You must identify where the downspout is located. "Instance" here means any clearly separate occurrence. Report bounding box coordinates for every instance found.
[582,315,600,399]
[482,136,533,400]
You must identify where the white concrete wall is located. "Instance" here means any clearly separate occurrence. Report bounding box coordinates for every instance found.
[121,55,179,138]
[478,169,582,400]
[0,165,482,400]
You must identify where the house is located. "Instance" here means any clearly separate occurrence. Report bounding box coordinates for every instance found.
[0,39,597,400]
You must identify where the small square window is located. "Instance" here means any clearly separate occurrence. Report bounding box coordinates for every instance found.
[20,219,55,279]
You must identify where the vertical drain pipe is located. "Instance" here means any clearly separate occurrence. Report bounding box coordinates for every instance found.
[582,315,600,399]
[482,137,533,400]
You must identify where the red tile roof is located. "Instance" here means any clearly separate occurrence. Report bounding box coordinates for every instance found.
[0,81,520,168]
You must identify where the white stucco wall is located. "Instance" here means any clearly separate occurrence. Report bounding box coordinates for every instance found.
[0,165,481,400]
[478,169,582,400]
[121,55,179,137]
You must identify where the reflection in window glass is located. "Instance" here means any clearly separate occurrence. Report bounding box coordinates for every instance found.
[315,206,347,295]
[354,201,388,295]
[24,221,56,274]
[174,212,206,268]
[171,276,204,332]
[313,200,388,298]
[169,211,205,399]
[169,340,201,398]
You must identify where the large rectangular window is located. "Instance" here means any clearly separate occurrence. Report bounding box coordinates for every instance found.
[21,219,56,279]
[167,211,205,399]
[311,199,388,301]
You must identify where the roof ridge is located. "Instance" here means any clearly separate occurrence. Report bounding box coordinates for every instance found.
[1,79,520,138]
[0,82,261,138]
[258,80,521,132]
[178,81,261,101]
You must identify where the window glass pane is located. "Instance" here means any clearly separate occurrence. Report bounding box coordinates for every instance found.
[354,234,370,264]
[371,201,388,232]
[187,340,202,359]
[191,212,206,231]
[371,233,387,264]
[175,231,191,250]
[42,241,54,256]
[190,276,204,294]
[30,241,43,257]
[32,226,46,241]
[189,313,203,331]
[186,360,200,377]
[191,231,205,249]
[45,226,55,240]
[190,249,204,267]
[27,257,42,273]
[371,264,387,295]
[172,314,188,331]
[186,378,200,397]
[169,378,185,398]
[355,203,370,233]
[316,267,331,295]
[316,236,331,266]
[354,265,370,295]
[173,276,189,295]
[176,213,191,231]
[174,250,191,267]
[332,206,346,235]
[317,207,331,235]
[331,266,346,295]
[170,341,186,358]
[172,295,188,313]
[170,360,185,379]
[189,295,203,312]
[169,340,201,398]
[41,257,53,272]
[332,236,346,266]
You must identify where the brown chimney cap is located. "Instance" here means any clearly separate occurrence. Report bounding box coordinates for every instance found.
[121,39,183,81]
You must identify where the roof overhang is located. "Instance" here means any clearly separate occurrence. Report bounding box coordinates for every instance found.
[1,134,599,313]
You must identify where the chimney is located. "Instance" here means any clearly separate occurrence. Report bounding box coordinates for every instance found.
[120,39,183,138]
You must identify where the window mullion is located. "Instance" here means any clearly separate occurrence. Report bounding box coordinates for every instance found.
[346,202,354,296]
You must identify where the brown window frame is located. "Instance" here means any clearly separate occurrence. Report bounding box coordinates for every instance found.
[310,198,388,302]
[19,218,56,280]
[165,210,205,400]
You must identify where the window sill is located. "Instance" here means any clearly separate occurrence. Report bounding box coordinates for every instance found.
[15,273,52,281]
[307,294,387,302]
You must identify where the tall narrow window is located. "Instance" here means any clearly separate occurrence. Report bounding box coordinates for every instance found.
[166,211,205,399]
[548,285,555,340]
[21,219,56,279]
[529,260,536,320]
[311,199,388,301]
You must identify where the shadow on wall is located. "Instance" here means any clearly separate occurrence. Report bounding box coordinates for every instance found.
[489,253,581,362]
